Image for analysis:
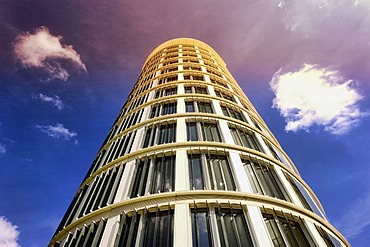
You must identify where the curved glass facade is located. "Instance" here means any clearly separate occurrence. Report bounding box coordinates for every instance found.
[50,38,349,247]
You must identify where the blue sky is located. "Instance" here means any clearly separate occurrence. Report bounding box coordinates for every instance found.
[1,0,370,246]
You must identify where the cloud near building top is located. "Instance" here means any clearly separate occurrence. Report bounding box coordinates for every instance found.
[270,64,366,135]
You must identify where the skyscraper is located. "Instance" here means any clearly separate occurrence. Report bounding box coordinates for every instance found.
[50,38,349,247]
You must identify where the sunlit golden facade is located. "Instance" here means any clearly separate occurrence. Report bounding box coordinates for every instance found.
[50,38,349,247]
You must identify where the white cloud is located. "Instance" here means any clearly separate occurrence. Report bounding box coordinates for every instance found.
[0,217,20,247]
[32,93,64,110]
[36,123,77,141]
[335,191,370,239]
[13,26,86,81]
[270,64,366,135]
[0,144,5,155]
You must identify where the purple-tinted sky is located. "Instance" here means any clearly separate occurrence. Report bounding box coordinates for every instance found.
[1,0,370,246]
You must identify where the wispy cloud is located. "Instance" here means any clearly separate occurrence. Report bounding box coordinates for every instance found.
[270,64,366,135]
[335,191,370,239]
[0,143,6,155]
[0,217,20,247]
[13,26,86,81]
[32,93,64,110]
[36,123,77,142]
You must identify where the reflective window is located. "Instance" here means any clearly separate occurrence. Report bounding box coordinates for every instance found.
[315,225,342,247]
[158,75,178,84]
[214,89,235,102]
[150,102,177,118]
[155,87,178,99]
[229,126,261,151]
[186,121,222,142]
[143,123,176,148]
[221,105,245,121]
[191,205,254,247]
[141,209,174,247]
[241,156,290,201]
[62,219,107,247]
[114,208,174,247]
[216,207,254,247]
[129,155,176,198]
[262,209,314,247]
[114,212,140,247]
[191,208,212,247]
[283,172,326,218]
[188,153,236,191]
[185,100,213,114]
[185,85,208,95]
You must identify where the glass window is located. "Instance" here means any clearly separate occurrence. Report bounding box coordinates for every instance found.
[191,206,254,247]
[216,207,254,247]
[242,157,290,201]
[150,155,176,194]
[185,101,195,113]
[262,209,314,247]
[207,154,236,191]
[283,172,326,218]
[63,219,107,247]
[315,225,342,247]
[184,86,192,93]
[140,209,174,247]
[188,154,204,190]
[186,121,221,142]
[143,125,157,148]
[198,101,213,113]
[142,123,176,148]
[185,85,208,95]
[201,122,221,142]
[129,155,176,198]
[158,123,176,145]
[221,105,245,121]
[188,153,236,191]
[229,126,261,151]
[186,122,198,141]
[161,102,177,116]
[114,212,140,247]
[191,208,212,247]
[155,87,178,99]
[185,101,213,114]
[214,89,235,102]
[130,158,150,198]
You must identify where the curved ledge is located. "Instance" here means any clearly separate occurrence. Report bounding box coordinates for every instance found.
[50,191,349,247]
[80,140,321,214]
[143,38,226,69]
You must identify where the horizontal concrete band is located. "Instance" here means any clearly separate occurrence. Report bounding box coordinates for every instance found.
[81,141,316,208]
[50,190,349,247]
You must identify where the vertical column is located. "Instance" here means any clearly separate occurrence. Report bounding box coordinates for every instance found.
[99,215,120,247]
[175,149,188,191]
[247,206,274,247]
[174,203,191,247]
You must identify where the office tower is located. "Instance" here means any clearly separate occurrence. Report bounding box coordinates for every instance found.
[50,38,349,246]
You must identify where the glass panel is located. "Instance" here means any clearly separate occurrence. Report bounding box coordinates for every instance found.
[243,158,288,200]
[130,159,150,198]
[263,213,286,247]
[142,210,174,247]
[188,154,204,190]
[186,102,195,113]
[206,155,235,191]
[284,173,326,218]
[191,209,212,247]
[187,122,198,141]
[216,208,253,247]
[150,156,175,194]
[262,211,313,247]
